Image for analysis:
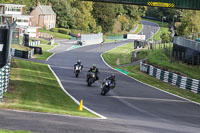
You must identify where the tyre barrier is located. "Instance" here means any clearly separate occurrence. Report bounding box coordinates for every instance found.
[11,48,34,59]
[140,62,200,94]
[0,62,10,102]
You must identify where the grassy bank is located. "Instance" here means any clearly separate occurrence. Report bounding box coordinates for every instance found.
[39,29,71,39]
[0,129,33,133]
[11,44,31,51]
[102,44,200,103]
[134,23,143,34]
[102,43,134,65]
[0,58,96,118]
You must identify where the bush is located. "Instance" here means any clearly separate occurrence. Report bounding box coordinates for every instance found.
[58,28,71,35]
[50,28,59,33]
[50,28,71,35]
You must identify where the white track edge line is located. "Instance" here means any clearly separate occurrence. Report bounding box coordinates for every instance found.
[47,42,61,52]
[100,54,200,106]
[1,108,104,120]
[46,53,55,61]
[137,22,144,34]
[48,65,107,119]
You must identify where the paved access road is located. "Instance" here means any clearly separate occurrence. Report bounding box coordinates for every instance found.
[0,20,200,133]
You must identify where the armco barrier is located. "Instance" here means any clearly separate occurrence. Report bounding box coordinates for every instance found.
[140,62,200,94]
[0,62,10,102]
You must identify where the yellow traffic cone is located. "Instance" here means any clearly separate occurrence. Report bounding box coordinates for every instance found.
[79,99,83,111]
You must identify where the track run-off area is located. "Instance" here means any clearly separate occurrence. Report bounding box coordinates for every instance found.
[0,20,200,133]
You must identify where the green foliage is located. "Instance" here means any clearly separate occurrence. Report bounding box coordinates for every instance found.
[51,28,71,35]
[177,10,200,35]
[92,3,117,33]
[10,0,146,34]
[161,32,171,43]
[146,7,181,21]
[50,28,59,33]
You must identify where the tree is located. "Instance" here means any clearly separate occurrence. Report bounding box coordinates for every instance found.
[177,10,200,35]
[92,2,117,33]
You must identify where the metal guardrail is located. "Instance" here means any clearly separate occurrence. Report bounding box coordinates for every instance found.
[0,62,10,102]
[140,62,200,94]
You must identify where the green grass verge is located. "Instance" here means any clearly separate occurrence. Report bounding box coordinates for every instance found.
[0,129,33,133]
[102,43,134,65]
[33,51,53,60]
[134,23,143,34]
[33,43,59,60]
[11,44,31,51]
[0,58,96,118]
[142,18,170,41]
[102,44,200,103]
[39,29,71,39]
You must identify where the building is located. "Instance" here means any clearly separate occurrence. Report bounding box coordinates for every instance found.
[30,2,56,30]
[0,3,39,38]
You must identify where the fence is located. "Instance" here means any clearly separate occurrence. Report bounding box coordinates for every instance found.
[0,62,10,102]
[140,62,200,94]
[29,40,40,46]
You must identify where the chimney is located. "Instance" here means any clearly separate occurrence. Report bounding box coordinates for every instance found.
[49,3,52,7]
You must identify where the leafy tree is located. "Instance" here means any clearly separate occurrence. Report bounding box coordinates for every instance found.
[92,2,117,33]
[177,10,200,35]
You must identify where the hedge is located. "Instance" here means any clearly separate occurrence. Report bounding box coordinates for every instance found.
[50,28,71,35]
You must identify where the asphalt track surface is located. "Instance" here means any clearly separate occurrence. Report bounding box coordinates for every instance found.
[0,20,200,133]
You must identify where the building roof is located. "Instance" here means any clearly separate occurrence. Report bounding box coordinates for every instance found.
[0,4,25,7]
[39,5,56,15]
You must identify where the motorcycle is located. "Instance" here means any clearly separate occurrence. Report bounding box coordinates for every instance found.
[87,72,96,86]
[74,65,82,78]
[101,79,115,96]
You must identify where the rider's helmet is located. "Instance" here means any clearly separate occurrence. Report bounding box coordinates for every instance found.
[92,64,96,69]
[77,60,81,65]
[111,74,115,80]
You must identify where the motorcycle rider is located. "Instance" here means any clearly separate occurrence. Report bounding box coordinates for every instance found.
[74,60,83,72]
[87,64,99,81]
[102,74,116,89]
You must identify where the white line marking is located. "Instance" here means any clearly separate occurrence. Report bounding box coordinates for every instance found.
[137,22,144,34]
[46,53,55,61]
[1,109,104,120]
[107,96,188,103]
[48,65,107,119]
[47,43,61,52]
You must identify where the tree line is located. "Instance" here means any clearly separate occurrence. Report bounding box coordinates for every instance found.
[2,0,200,35]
